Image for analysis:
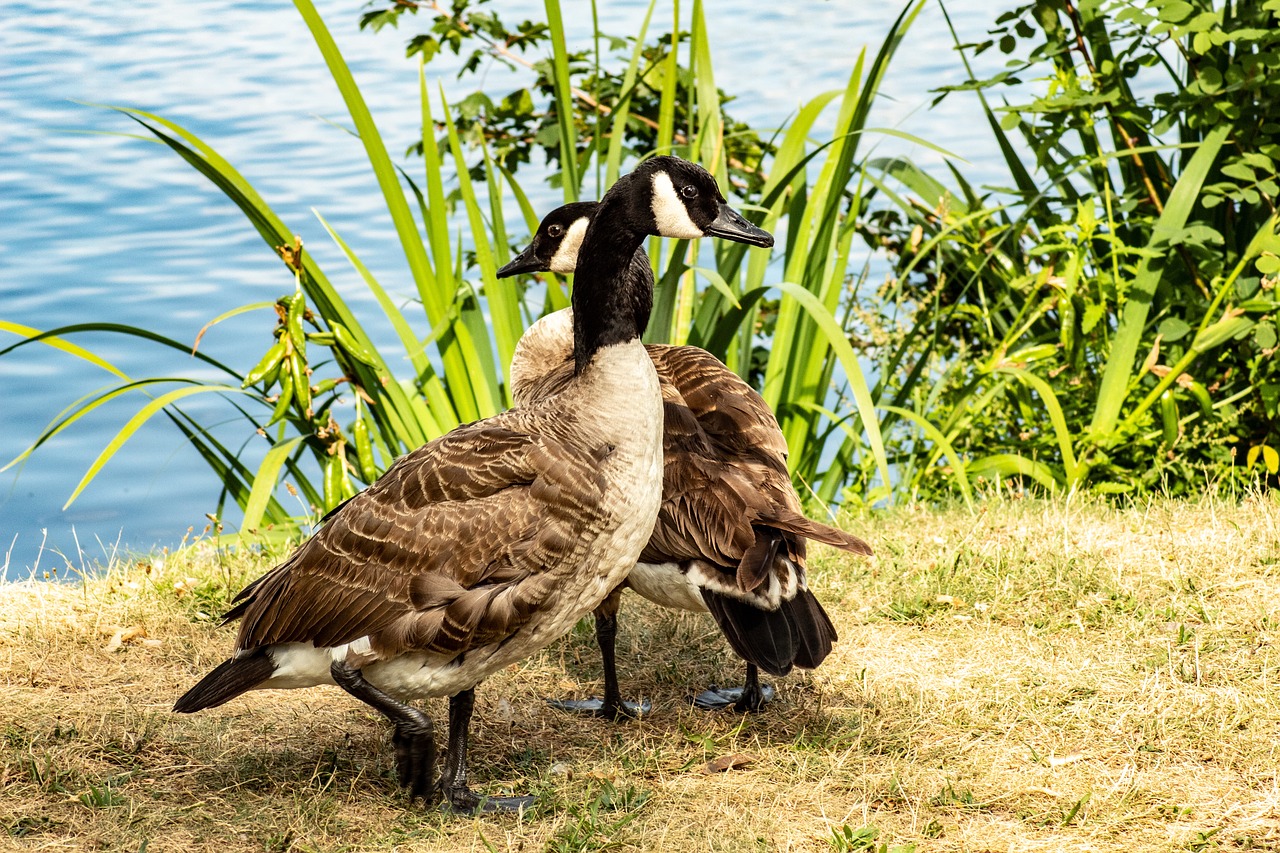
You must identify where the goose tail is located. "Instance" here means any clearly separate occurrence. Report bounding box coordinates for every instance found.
[701,588,796,676]
[173,647,275,713]
[701,585,837,677]
[766,510,873,557]
[789,587,838,669]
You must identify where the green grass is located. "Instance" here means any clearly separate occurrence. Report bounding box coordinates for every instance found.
[4,493,1280,851]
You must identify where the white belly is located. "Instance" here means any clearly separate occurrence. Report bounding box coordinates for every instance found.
[627,561,709,612]
[259,642,490,699]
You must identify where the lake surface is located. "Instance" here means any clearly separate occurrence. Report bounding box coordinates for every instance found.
[0,0,1006,579]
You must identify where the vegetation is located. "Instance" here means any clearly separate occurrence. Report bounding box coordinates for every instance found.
[2,0,1279,536]
[854,0,1280,498]
[5,494,1280,850]
[1,0,913,536]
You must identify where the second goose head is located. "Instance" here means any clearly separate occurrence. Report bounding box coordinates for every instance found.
[497,201,597,278]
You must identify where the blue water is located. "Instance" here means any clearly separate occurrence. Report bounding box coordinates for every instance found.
[0,0,1004,578]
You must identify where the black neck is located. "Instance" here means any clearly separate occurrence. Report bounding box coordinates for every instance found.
[571,188,654,374]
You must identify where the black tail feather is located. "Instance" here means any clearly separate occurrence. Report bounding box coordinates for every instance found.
[702,589,798,677]
[173,648,275,713]
[702,586,838,677]
[790,589,837,670]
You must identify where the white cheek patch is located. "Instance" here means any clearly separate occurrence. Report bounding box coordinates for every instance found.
[548,216,590,273]
[650,172,704,239]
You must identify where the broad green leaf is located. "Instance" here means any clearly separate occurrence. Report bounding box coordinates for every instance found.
[65,385,248,508]
[1090,123,1230,436]
[604,0,658,186]
[240,437,304,534]
[773,282,891,491]
[543,0,579,200]
[968,454,1062,491]
[879,404,973,507]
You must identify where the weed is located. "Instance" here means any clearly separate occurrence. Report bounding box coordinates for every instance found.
[544,781,651,853]
[78,776,128,809]
[830,824,916,853]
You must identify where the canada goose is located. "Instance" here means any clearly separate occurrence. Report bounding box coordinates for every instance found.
[173,156,774,812]
[496,202,872,716]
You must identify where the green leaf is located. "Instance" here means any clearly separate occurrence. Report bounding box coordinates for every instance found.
[1158,317,1192,342]
[997,367,1081,485]
[543,0,579,200]
[689,266,741,309]
[879,404,972,508]
[240,437,304,534]
[604,0,657,187]
[967,454,1062,491]
[295,0,491,423]
[0,321,129,380]
[1090,124,1229,437]
[1157,0,1194,22]
[65,385,247,508]
[773,281,891,491]
[1198,67,1224,93]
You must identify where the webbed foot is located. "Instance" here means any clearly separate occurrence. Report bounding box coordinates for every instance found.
[546,696,651,721]
[441,786,535,815]
[690,683,775,713]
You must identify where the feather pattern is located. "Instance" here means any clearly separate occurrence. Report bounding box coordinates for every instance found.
[227,415,614,660]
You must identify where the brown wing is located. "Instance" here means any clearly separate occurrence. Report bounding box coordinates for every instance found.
[640,345,872,578]
[227,412,610,659]
[646,345,790,475]
[639,392,758,566]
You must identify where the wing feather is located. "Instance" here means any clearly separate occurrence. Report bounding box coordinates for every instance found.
[229,412,609,658]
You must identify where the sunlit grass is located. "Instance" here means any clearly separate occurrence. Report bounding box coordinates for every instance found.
[4,493,1279,851]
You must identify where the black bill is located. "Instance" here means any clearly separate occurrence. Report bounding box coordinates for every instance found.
[703,203,774,248]
[495,245,543,279]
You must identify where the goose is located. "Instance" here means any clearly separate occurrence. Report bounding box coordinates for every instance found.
[173,156,774,812]
[496,202,872,716]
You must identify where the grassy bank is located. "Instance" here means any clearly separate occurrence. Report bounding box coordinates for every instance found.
[3,494,1279,852]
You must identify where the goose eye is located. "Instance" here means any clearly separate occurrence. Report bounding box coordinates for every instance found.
[547,224,564,238]
[680,185,698,199]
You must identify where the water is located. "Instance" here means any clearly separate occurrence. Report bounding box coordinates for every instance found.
[0,0,1006,579]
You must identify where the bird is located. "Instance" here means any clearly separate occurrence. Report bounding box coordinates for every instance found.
[495,201,872,717]
[173,156,775,813]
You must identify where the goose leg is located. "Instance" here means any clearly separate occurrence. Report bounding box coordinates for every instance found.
[690,663,776,713]
[733,664,772,713]
[440,689,534,814]
[547,589,650,720]
[330,660,436,803]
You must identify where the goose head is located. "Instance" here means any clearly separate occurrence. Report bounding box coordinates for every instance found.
[496,202,596,278]
[626,155,773,248]
[499,157,773,373]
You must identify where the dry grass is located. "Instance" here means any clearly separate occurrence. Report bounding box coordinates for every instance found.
[4,494,1280,852]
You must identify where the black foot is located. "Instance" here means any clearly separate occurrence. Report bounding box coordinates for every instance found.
[330,660,439,804]
[546,696,651,720]
[391,716,437,802]
[690,683,775,713]
[441,786,535,815]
